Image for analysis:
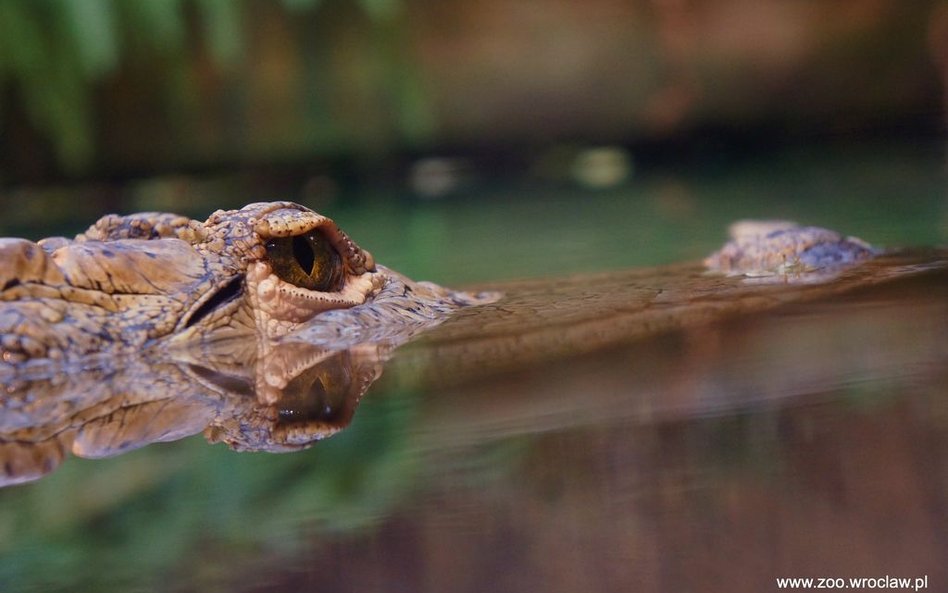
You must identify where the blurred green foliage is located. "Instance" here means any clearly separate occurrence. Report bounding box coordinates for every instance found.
[0,0,414,173]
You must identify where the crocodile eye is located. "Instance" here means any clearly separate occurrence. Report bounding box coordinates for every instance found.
[265,230,344,292]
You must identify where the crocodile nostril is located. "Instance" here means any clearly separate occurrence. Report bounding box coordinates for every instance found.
[184,275,244,328]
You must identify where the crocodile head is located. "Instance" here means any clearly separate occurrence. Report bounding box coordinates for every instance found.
[159,201,387,344]
[0,202,485,368]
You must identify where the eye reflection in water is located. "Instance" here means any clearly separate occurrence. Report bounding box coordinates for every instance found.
[277,354,354,424]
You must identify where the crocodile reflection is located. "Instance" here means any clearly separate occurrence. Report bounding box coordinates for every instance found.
[4,248,946,488]
[0,342,386,486]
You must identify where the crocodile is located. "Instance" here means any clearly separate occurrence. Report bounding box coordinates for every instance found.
[0,208,877,372]
[0,201,494,378]
[5,202,937,487]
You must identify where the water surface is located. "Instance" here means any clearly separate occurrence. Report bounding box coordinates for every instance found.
[1,143,947,592]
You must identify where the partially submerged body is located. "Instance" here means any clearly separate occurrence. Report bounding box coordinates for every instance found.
[0,202,493,374]
[704,219,878,278]
[0,206,879,370]
[5,202,935,485]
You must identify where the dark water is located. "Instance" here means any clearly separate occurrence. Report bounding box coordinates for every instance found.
[1,144,947,592]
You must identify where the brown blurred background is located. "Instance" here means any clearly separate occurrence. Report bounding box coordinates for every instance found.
[1,0,946,184]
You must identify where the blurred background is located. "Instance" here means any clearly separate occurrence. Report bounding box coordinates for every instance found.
[0,0,948,240]
[1,0,946,179]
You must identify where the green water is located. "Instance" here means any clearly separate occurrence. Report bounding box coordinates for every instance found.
[0,142,947,593]
[330,144,948,285]
[3,142,946,283]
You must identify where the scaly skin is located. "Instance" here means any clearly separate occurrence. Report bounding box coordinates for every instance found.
[0,202,486,371]
[0,209,876,373]
[704,220,878,278]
